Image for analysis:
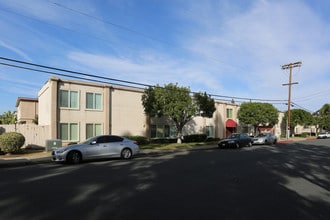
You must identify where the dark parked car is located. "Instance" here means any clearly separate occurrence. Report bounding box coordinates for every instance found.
[218,133,253,149]
[253,133,277,145]
[52,135,139,164]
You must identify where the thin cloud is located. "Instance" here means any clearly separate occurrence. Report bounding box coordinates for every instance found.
[0,40,32,61]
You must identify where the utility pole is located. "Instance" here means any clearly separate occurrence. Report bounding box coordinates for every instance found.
[281,61,301,139]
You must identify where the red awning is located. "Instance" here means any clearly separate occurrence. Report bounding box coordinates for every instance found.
[226,119,237,128]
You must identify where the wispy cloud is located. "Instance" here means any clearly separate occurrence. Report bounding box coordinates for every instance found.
[0,40,32,61]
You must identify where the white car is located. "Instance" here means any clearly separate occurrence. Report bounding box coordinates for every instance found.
[317,132,330,139]
[253,133,277,145]
[52,135,139,164]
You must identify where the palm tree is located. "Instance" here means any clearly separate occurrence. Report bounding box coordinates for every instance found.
[0,111,17,124]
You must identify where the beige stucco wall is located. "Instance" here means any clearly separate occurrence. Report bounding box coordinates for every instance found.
[38,80,52,126]
[57,81,107,138]
[111,87,147,136]
[16,99,38,124]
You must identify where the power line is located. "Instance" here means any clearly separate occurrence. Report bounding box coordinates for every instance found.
[0,56,287,104]
[1,1,252,73]
[291,102,313,113]
[0,56,151,88]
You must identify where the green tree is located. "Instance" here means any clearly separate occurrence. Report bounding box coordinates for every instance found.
[237,102,279,134]
[193,92,216,117]
[282,109,314,135]
[317,104,330,131]
[142,84,215,143]
[0,111,17,124]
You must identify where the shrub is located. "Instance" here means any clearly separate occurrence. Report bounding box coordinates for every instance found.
[125,136,149,145]
[183,134,207,143]
[0,132,25,154]
[150,138,177,144]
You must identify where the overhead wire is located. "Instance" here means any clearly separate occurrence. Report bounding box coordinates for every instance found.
[0,56,288,104]
[1,3,324,110]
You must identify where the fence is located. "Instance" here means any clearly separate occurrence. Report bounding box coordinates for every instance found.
[0,124,50,147]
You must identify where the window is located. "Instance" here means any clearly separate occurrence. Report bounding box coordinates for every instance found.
[96,135,123,143]
[150,125,157,138]
[60,123,78,141]
[226,108,233,118]
[206,126,214,137]
[59,90,78,108]
[150,125,176,138]
[86,93,102,110]
[86,123,102,139]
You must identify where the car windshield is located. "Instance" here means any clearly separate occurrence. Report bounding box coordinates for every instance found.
[256,134,267,137]
[228,134,239,139]
[81,136,97,144]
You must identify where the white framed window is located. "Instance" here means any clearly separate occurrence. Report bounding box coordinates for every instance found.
[206,126,214,137]
[226,108,233,118]
[150,125,176,138]
[86,123,102,139]
[59,123,79,141]
[86,92,102,110]
[59,90,78,109]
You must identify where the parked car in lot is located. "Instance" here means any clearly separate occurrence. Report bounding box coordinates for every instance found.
[218,133,253,149]
[52,135,139,164]
[317,132,330,139]
[253,133,277,145]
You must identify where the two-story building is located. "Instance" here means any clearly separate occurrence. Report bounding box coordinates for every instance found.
[36,77,240,145]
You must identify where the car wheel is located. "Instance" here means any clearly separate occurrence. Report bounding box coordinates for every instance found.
[273,139,277,145]
[248,142,252,147]
[67,151,82,164]
[121,148,132,159]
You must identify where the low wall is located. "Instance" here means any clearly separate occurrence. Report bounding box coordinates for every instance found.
[0,124,50,147]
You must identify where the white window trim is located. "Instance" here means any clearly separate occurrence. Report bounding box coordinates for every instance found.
[59,90,80,110]
[86,92,103,110]
[59,122,80,142]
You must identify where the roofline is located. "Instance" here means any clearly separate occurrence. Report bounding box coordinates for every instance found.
[15,97,38,107]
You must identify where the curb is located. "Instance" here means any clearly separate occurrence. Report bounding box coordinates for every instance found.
[0,156,52,168]
[0,145,218,168]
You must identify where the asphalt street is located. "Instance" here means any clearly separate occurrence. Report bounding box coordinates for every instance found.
[0,140,329,220]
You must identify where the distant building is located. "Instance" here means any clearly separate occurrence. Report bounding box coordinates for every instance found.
[15,97,38,124]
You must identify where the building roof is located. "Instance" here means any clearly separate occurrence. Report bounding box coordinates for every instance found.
[15,97,38,107]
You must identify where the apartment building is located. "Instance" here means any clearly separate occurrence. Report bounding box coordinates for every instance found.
[36,77,240,145]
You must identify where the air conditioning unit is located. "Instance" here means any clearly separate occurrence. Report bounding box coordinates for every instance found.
[45,139,62,152]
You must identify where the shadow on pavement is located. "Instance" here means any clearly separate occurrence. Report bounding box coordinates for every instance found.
[0,140,329,220]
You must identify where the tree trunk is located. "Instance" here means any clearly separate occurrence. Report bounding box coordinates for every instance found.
[177,130,182,144]
[176,124,184,144]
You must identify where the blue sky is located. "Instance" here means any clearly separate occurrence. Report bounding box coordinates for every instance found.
[1,0,330,114]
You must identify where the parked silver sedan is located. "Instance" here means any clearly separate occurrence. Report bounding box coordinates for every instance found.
[253,133,277,145]
[52,135,139,164]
